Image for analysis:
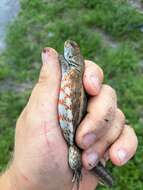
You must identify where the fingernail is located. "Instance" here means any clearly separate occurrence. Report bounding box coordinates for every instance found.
[86,151,99,169]
[117,149,128,164]
[90,75,100,91]
[82,133,96,148]
[42,48,51,64]
[43,48,50,54]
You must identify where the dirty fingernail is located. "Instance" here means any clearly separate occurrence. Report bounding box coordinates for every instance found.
[42,48,50,64]
[43,47,49,53]
[86,151,99,169]
[82,133,96,148]
[117,149,128,164]
[90,75,100,91]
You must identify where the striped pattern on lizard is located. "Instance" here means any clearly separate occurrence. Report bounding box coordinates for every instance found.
[58,40,114,189]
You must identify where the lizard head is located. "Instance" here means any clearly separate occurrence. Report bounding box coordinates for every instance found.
[64,40,84,72]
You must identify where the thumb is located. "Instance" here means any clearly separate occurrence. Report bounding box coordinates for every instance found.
[27,47,61,119]
[39,47,61,84]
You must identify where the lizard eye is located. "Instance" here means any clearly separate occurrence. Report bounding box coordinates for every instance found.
[69,41,75,47]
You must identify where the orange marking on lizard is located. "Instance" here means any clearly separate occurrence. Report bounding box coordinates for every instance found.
[58,113,72,122]
[58,99,72,110]
[60,88,71,98]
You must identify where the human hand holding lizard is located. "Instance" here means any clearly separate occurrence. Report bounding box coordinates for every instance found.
[0,48,138,190]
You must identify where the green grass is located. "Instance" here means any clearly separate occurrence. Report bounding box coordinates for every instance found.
[0,0,143,189]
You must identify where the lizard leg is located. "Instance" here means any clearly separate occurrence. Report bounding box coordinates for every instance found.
[72,169,82,183]
[58,54,69,74]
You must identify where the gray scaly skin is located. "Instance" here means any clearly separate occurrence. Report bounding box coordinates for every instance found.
[58,40,114,188]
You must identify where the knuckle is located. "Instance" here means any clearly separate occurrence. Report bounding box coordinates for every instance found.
[103,107,115,126]
[87,113,97,126]
[38,66,49,84]
[103,84,117,100]
[107,105,116,115]
[85,60,104,80]
[117,109,125,124]
[126,125,138,140]
[125,125,138,150]
[125,124,134,134]
[105,128,118,146]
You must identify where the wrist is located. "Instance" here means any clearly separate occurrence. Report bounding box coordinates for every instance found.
[7,162,47,190]
[7,163,35,190]
[0,163,35,190]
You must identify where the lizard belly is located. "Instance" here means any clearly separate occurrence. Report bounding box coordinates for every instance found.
[58,73,74,146]
[58,66,83,186]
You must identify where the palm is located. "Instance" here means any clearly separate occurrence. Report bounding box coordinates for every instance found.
[14,97,73,190]
[11,49,99,190]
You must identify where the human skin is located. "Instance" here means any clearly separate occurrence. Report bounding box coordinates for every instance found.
[0,48,138,190]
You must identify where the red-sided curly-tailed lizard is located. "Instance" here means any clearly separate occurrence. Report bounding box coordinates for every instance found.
[58,40,114,189]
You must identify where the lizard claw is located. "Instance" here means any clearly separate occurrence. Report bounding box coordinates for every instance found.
[72,169,82,190]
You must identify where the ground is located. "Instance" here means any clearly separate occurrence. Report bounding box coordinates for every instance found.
[0,0,143,190]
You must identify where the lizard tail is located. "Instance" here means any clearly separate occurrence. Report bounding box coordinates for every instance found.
[68,145,82,190]
[92,162,114,188]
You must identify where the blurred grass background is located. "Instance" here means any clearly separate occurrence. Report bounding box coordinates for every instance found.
[0,0,143,189]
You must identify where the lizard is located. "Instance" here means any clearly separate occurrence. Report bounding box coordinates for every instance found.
[58,40,114,189]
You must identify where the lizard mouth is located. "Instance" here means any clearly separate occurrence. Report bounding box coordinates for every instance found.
[64,40,83,73]
[64,40,78,48]
[64,40,80,55]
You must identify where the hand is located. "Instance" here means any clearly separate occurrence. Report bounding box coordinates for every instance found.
[3,48,137,190]
[76,61,138,170]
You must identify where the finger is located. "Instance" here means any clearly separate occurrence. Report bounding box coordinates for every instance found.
[109,125,138,166]
[83,60,104,96]
[103,109,125,145]
[27,48,61,118]
[76,85,117,149]
[81,109,125,169]
[82,140,106,169]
